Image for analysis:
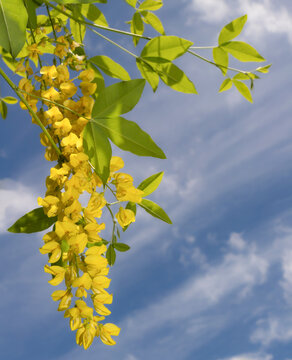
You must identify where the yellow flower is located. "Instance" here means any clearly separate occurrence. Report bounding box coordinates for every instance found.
[97,323,120,346]
[76,322,96,350]
[69,152,88,169]
[84,192,106,221]
[55,220,79,240]
[61,133,79,155]
[92,291,112,316]
[72,272,92,298]
[78,69,95,82]
[115,207,135,228]
[84,222,105,243]
[79,82,97,96]
[116,184,144,203]
[51,289,72,311]
[42,87,61,102]
[110,156,124,173]
[45,106,63,124]
[64,307,82,331]
[49,163,70,186]
[37,195,60,217]
[44,265,66,285]
[40,65,58,84]
[56,64,70,83]
[53,118,72,137]
[67,232,88,254]
[40,241,62,263]
[60,81,78,98]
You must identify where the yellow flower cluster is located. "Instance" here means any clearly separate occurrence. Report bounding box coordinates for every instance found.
[18,55,143,348]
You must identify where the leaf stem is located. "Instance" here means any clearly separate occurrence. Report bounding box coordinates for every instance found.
[187,49,248,74]
[45,1,151,40]
[0,66,61,157]
[88,28,138,59]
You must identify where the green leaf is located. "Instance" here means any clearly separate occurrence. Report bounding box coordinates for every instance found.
[233,73,252,80]
[92,79,146,118]
[0,100,7,119]
[81,4,108,26]
[106,244,116,266]
[113,243,130,252]
[92,117,166,158]
[88,63,105,98]
[141,11,165,34]
[124,0,137,7]
[131,12,144,46]
[83,122,112,185]
[154,62,197,94]
[138,171,163,196]
[136,58,159,92]
[139,0,163,11]
[256,64,272,73]
[7,207,57,233]
[218,15,247,45]
[0,0,28,57]
[141,35,193,61]
[89,55,130,81]
[233,80,253,103]
[122,202,137,232]
[70,17,86,44]
[221,41,265,62]
[2,96,18,104]
[213,47,228,75]
[24,0,38,29]
[138,199,172,224]
[55,0,100,4]
[219,78,233,93]
[126,201,137,215]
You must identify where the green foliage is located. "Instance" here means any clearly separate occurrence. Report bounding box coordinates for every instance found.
[138,0,163,11]
[83,122,112,185]
[141,36,192,61]
[139,199,172,224]
[89,55,130,81]
[81,4,108,26]
[131,12,144,46]
[233,79,253,103]
[136,58,159,91]
[141,11,165,35]
[7,207,57,233]
[92,79,146,118]
[1,96,17,104]
[218,15,247,44]
[221,41,265,62]
[106,244,116,265]
[0,0,28,57]
[0,100,7,119]
[219,78,233,93]
[138,171,164,196]
[93,116,166,158]
[213,47,228,75]
[113,243,130,252]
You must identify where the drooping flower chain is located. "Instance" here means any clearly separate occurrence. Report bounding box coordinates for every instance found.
[18,37,143,349]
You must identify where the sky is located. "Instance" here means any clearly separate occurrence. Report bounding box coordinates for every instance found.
[1,1,292,359]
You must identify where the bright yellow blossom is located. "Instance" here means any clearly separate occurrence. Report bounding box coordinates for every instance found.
[115,207,135,228]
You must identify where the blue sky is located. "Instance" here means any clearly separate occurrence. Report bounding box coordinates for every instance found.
[1,1,292,360]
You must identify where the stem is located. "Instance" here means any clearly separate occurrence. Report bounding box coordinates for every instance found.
[190,46,216,49]
[106,204,116,244]
[45,1,151,40]
[187,49,248,74]
[0,67,61,157]
[105,184,117,198]
[46,4,58,41]
[88,28,138,59]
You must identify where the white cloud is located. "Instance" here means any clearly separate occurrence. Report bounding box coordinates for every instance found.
[251,316,292,346]
[0,178,37,233]
[218,352,273,360]
[228,232,246,251]
[281,249,292,305]
[188,0,292,44]
[189,0,229,22]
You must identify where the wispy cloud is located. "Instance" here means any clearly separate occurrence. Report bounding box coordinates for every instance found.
[0,178,37,233]
[187,0,292,44]
[218,352,273,360]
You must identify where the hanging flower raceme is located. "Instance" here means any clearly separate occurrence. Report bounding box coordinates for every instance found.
[17,59,143,349]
